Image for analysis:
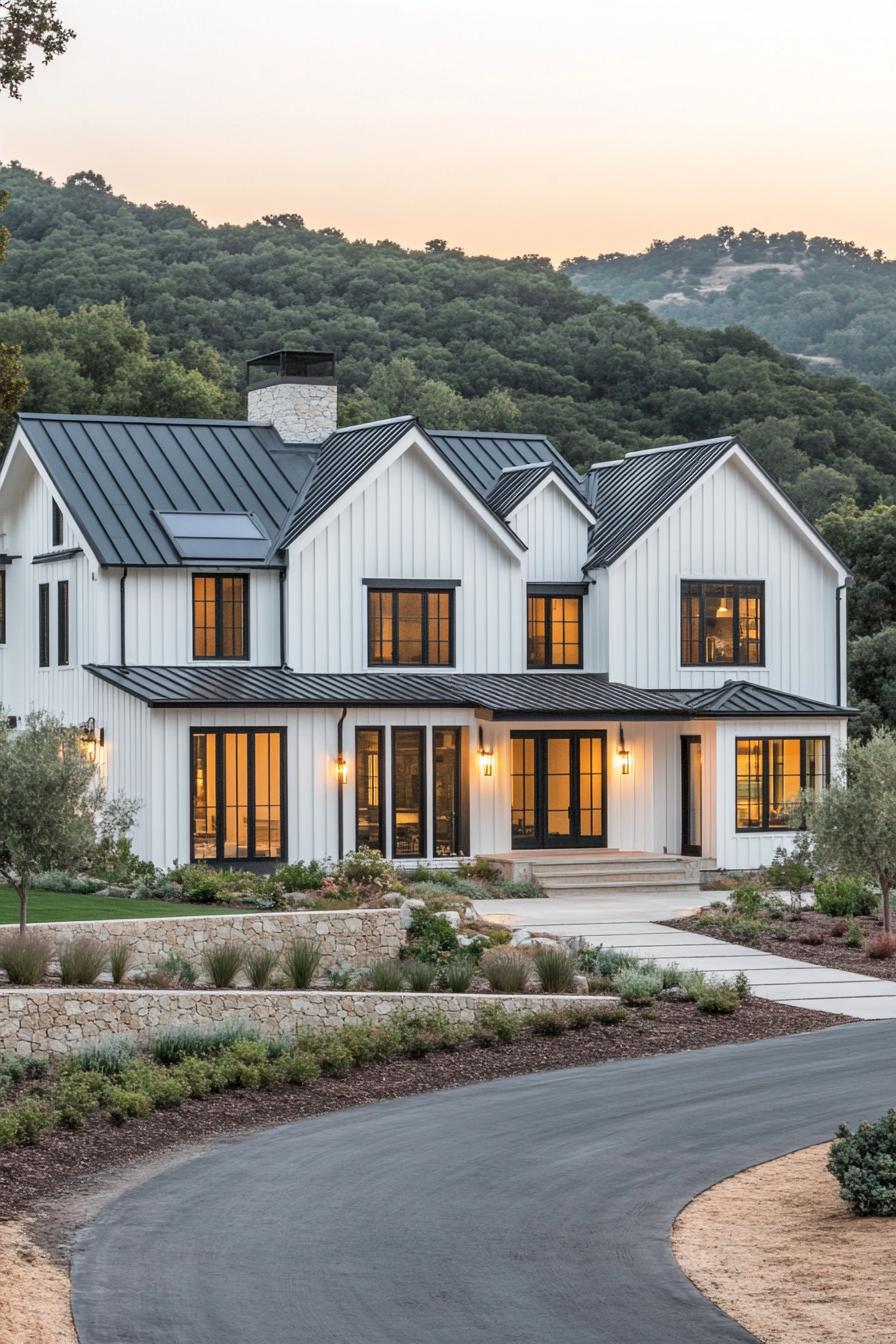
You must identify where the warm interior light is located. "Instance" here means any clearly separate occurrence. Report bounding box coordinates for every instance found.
[617,724,631,775]
[716,596,731,618]
[335,755,348,785]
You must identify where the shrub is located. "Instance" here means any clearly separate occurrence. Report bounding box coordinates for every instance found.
[58,935,107,986]
[771,926,791,941]
[440,956,475,993]
[594,948,640,977]
[532,945,576,993]
[334,847,397,887]
[471,1003,523,1045]
[765,835,815,909]
[725,918,764,945]
[695,982,740,1015]
[0,1097,57,1146]
[457,857,502,882]
[799,929,825,946]
[172,864,224,904]
[866,934,896,960]
[245,947,279,989]
[828,1110,896,1215]
[107,939,133,985]
[281,936,322,989]
[679,970,709,1001]
[406,908,460,964]
[201,941,244,988]
[337,1022,399,1065]
[0,931,52,984]
[814,877,878,918]
[526,1006,571,1036]
[389,1007,468,1056]
[169,1055,216,1098]
[480,950,531,993]
[278,1050,321,1085]
[54,1070,106,1128]
[491,878,544,899]
[150,1020,259,1065]
[611,967,663,1005]
[275,859,328,891]
[367,957,406,991]
[659,964,684,989]
[73,1034,138,1076]
[845,919,865,948]
[403,958,438,992]
[104,1086,153,1124]
[733,971,752,1001]
[829,919,848,938]
[730,886,764,918]
[153,952,198,989]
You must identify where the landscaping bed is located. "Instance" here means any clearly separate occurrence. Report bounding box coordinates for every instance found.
[0,997,850,1216]
[664,909,896,979]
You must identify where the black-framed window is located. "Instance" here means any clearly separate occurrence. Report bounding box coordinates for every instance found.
[355,727,385,853]
[0,569,6,644]
[735,737,829,832]
[57,580,69,667]
[190,728,285,862]
[192,574,249,659]
[51,500,63,548]
[392,727,425,857]
[433,727,465,857]
[38,583,50,666]
[681,581,764,667]
[527,593,583,668]
[368,589,453,666]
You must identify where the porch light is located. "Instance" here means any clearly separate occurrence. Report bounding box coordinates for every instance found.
[335,755,348,785]
[616,724,631,775]
[477,726,494,777]
[79,717,104,763]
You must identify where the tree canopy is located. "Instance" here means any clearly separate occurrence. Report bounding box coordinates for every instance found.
[0,1,74,98]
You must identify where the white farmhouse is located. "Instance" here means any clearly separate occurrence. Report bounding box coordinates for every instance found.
[0,350,853,885]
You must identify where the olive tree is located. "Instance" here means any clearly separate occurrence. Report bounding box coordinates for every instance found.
[0,711,101,932]
[809,729,896,933]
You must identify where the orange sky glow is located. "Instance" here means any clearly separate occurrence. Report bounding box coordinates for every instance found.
[1,0,894,261]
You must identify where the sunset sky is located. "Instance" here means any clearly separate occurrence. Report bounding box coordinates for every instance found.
[2,0,894,260]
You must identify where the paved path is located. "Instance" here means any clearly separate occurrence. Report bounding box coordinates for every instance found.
[71,1021,896,1344]
[474,896,896,1019]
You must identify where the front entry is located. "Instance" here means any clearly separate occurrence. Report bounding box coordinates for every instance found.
[681,735,703,857]
[510,731,607,849]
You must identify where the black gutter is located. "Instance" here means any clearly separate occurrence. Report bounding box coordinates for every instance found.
[119,567,128,667]
[836,577,853,707]
[336,706,347,860]
[278,569,287,668]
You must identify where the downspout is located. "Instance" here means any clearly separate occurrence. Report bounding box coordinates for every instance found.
[278,567,287,668]
[835,577,853,707]
[336,706,347,860]
[119,567,128,667]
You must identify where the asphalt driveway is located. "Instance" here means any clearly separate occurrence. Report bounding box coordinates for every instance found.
[70,1020,896,1344]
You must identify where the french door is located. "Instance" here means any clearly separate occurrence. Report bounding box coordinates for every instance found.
[510,731,606,849]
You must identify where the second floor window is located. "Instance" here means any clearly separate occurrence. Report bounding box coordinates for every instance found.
[527,593,582,668]
[193,574,249,659]
[38,583,50,666]
[57,580,70,667]
[681,580,764,666]
[367,588,453,666]
[52,500,63,547]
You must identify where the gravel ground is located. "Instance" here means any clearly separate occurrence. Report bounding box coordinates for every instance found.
[673,1143,895,1343]
[0,998,851,1219]
[664,910,896,978]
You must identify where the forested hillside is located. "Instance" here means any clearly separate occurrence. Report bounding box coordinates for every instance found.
[564,228,896,397]
[3,164,896,527]
[2,164,896,730]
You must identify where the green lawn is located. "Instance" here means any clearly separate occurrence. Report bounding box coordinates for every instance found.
[0,887,220,924]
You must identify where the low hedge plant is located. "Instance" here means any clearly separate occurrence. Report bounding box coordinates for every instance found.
[828,1110,896,1215]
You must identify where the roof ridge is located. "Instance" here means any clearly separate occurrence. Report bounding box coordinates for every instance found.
[333,414,416,433]
[428,428,553,441]
[18,411,261,428]
[623,436,735,460]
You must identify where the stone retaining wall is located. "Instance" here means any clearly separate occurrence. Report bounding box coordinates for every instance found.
[0,988,620,1055]
[31,909,404,984]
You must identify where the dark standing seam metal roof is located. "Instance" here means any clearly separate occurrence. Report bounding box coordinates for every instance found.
[16,413,318,567]
[668,680,857,717]
[584,437,736,569]
[428,430,584,499]
[84,665,853,717]
[485,464,553,516]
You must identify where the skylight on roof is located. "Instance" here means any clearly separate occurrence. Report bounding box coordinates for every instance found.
[156,511,269,561]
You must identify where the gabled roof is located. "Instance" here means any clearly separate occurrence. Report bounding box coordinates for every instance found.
[14,413,317,567]
[585,437,736,568]
[485,463,553,516]
[84,665,852,718]
[675,680,857,717]
[428,429,583,498]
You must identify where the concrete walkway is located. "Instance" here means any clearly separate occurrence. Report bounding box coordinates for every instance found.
[473,895,896,1020]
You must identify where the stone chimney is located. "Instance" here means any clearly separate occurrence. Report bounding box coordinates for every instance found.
[246,350,337,443]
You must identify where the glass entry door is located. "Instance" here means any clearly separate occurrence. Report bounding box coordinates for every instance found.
[511,731,606,849]
[681,735,702,856]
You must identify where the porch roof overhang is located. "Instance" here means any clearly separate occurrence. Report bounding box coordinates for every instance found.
[84,666,855,719]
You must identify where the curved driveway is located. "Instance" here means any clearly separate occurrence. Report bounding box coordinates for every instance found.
[72,1021,896,1344]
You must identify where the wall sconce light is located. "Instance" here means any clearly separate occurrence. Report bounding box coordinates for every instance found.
[79,717,104,763]
[477,725,494,777]
[335,755,348,785]
[617,724,631,775]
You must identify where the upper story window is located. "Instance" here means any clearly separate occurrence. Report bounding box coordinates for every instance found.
[0,569,6,644]
[736,737,829,831]
[57,580,70,667]
[38,583,50,666]
[527,590,583,668]
[192,574,249,660]
[367,587,454,667]
[51,500,63,548]
[681,580,764,667]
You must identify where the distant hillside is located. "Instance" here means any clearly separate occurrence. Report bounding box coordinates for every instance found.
[563,228,896,397]
[3,167,896,525]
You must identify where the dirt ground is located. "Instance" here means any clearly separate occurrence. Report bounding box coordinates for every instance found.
[0,1221,76,1344]
[673,1143,896,1343]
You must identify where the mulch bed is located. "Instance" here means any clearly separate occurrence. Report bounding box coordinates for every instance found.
[0,998,851,1216]
[663,912,896,979]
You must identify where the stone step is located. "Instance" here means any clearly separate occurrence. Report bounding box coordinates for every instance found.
[534,862,692,880]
